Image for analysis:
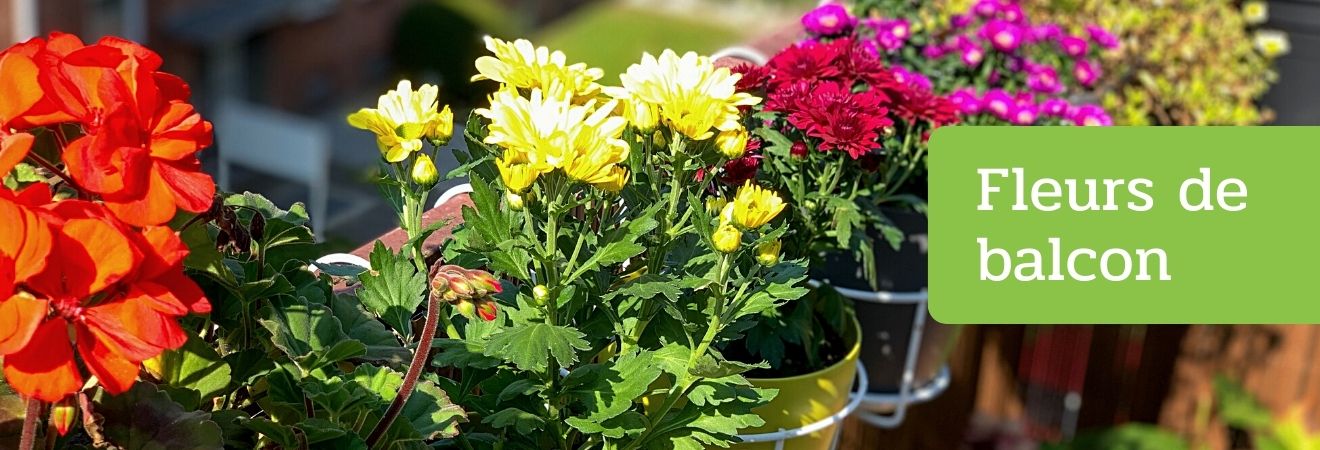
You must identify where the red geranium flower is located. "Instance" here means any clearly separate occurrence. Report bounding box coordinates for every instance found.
[20,33,215,226]
[1,197,210,401]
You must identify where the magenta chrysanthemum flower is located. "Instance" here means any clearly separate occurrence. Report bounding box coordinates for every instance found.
[973,0,1000,17]
[956,36,986,66]
[948,88,982,116]
[1073,59,1100,87]
[1040,98,1070,117]
[1070,104,1112,126]
[1031,24,1063,42]
[1086,25,1120,50]
[802,3,856,37]
[1026,64,1063,94]
[1009,102,1039,125]
[873,18,911,52]
[922,44,949,59]
[1058,35,1089,59]
[981,89,1015,120]
[949,13,973,29]
[999,3,1025,23]
[981,20,1025,52]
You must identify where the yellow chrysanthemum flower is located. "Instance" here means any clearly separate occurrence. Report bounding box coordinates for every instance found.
[347,80,454,162]
[476,87,629,192]
[473,36,605,100]
[607,50,761,141]
[756,239,782,266]
[723,182,786,230]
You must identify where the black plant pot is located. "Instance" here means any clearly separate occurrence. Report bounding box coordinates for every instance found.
[811,207,959,395]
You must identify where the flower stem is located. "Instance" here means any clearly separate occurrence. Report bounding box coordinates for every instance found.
[366,291,440,447]
[18,398,40,450]
[366,177,440,448]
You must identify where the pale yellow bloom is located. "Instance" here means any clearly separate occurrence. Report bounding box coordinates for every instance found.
[473,36,605,99]
[712,223,742,254]
[724,182,786,230]
[347,80,453,162]
[1254,30,1290,57]
[606,50,761,141]
[1242,1,1268,25]
[476,87,629,192]
[715,128,750,159]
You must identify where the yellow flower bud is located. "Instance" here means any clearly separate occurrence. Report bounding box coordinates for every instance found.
[428,105,455,146]
[756,239,782,266]
[728,182,787,229]
[712,224,742,254]
[715,129,750,159]
[506,192,525,211]
[532,285,550,305]
[455,298,476,317]
[497,156,540,193]
[50,398,77,436]
[411,154,439,188]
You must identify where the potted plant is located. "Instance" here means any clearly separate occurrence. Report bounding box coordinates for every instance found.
[427,37,813,449]
[0,33,470,449]
[735,0,1118,400]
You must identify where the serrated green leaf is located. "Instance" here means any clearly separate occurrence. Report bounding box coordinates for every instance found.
[483,408,545,435]
[564,350,662,430]
[358,241,427,340]
[327,293,406,363]
[153,333,232,402]
[483,323,589,372]
[258,296,366,374]
[569,411,647,439]
[394,377,467,441]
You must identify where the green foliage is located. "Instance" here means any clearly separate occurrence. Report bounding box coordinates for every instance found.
[1042,424,1188,450]
[358,242,427,341]
[438,101,809,448]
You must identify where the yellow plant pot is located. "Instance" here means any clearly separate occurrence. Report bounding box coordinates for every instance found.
[733,315,861,450]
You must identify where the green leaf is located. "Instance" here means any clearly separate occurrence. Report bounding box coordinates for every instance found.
[570,411,648,440]
[483,323,589,372]
[153,333,232,402]
[564,350,663,431]
[89,382,224,450]
[483,408,545,435]
[258,296,367,374]
[0,377,28,444]
[327,293,406,364]
[297,418,348,445]
[570,209,658,281]
[393,377,468,441]
[497,379,544,403]
[688,355,768,380]
[179,222,236,286]
[432,338,503,369]
[358,241,427,340]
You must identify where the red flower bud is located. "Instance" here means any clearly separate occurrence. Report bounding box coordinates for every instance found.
[790,141,808,158]
[476,299,498,321]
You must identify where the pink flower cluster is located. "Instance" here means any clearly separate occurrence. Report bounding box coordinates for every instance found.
[947,88,1113,126]
[801,0,1117,126]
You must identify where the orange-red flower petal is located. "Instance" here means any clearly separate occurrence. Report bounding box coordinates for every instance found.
[0,196,52,282]
[3,318,83,402]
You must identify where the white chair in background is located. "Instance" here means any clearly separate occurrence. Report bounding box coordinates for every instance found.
[214,98,331,241]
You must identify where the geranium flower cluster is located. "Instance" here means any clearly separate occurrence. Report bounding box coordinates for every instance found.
[0,33,214,403]
[805,0,1116,126]
[734,37,958,161]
